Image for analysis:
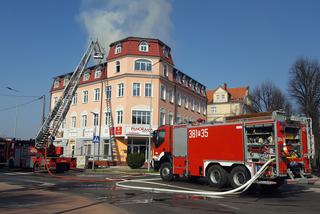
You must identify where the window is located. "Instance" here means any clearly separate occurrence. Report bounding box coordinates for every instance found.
[211,106,217,113]
[63,77,69,86]
[83,91,88,103]
[160,111,165,126]
[84,144,91,156]
[61,119,66,129]
[163,64,168,77]
[132,110,151,125]
[103,140,110,158]
[94,70,101,79]
[115,43,122,54]
[105,112,111,126]
[197,100,201,113]
[203,102,207,115]
[163,46,169,57]
[134,59,152,71]
[106,86,112,99]
[116,61,120,73]
[221,94,225,100]
[83,72,90,81]
[133,83,140,96]
[93,113,99,126]
[116,110,123,124]
[139,41,149,52]
[168,113,173,125]
[117,83,124,97]
[177,91,181,106]
[145,83,152,97]
[184,95,188,109]
[169,89,174,103]
[81,115,87,128]
[53,97,58,106]
[72,93,77,105]
[190,97,194,111]
[94,88,100,101]
[54,79,59,88]
[160,84,166,100]
[71,116,76,128]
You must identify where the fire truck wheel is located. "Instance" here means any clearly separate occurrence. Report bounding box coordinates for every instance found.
[229,166,251,189]
[160,162,174,181]
[207,165,228,188]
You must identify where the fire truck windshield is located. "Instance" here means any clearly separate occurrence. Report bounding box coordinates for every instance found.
[153,130,165,148]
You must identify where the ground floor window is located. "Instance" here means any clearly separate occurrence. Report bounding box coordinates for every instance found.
[103,139,110,159]
[127,138,149,161]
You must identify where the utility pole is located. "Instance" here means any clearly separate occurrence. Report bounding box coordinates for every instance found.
[41,95,46,125]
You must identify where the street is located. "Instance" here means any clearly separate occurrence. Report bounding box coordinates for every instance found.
[1,169,320,214]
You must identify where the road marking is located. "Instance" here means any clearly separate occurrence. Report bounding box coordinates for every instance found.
[4,172,33,175]
[218,203,240,210]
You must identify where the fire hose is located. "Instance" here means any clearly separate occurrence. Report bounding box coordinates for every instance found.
[115,158,276,196]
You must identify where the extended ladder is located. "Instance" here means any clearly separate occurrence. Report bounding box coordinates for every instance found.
[105,80,115,161]
[35,40,104,149]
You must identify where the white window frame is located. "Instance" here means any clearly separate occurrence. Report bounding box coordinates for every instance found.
[94,70,101,79]
[54,79,59,88]
[71,116,76,128]
[163,63,168,77]
[72,93,77,105]
[83,90,88,103]
[132,110,151,125]
[106,86,112,99]
[160,84,166,100]
[169,89,174,103]
[160,110,166,126]
[94,88,100,101]
[132,83,141,96]
[211,106,217,113]
[190,97,194,111]
[168,112,173,125]
[197,99,201,113]
[117,83,124,97]
[115,43,122,54]
[163,46,169,57]
[116,61,120,73]
[144,83,152,97]
[63,77,69,86]
[93,113,99,126]
[184,95,189,109]
[105,111,111,126]
[83,72,90,81]
[116,110,123,124]
[139,41,149,52]
[81,114,87,128]
[177,91,181,106]
[134,59,152,71]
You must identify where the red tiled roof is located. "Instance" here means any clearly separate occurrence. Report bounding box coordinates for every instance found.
[206,85,248,104]
[107,37,174,65]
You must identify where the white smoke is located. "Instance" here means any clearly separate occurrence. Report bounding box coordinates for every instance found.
[79,0,173,49]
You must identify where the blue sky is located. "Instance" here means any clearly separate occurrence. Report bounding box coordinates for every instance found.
[0,0,319,139]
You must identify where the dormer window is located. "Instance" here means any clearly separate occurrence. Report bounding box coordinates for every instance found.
[63,77,70,86]
[163,46,169,57]
[139,41,149,52]
[94,70,101,79]
[83,72,90,81]
[115,43,122,54]
[54,79,59,88]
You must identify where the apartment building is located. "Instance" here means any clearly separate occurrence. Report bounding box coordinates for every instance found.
[206,83,251,122]
[50,37,207,164]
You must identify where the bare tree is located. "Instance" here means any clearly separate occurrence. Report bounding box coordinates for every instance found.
[249,81,292,114]
[289,57,320,168]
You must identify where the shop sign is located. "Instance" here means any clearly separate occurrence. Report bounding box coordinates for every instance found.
[125,126,153,135]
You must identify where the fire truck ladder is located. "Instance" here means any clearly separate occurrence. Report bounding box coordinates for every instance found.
[35,40,104,149]
[105,80,115,162]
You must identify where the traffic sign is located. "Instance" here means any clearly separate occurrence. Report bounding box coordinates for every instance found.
[93,135,100,143]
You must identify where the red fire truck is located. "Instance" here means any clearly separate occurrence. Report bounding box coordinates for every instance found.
[152,111,317,188]
[0,138,76,172]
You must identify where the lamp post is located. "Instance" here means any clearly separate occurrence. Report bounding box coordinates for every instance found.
[6,87,19,138]
[91,111,98,170]
[147,59,162,172]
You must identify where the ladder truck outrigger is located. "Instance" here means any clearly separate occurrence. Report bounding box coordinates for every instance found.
[32,40,104,172]
[152,111,318,189]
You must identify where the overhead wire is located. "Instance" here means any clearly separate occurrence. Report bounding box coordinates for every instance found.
[0,96,43,112]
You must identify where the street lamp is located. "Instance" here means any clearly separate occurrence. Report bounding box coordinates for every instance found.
[91,111,98,170]
[6,86,19,138]
[147,59,162,172]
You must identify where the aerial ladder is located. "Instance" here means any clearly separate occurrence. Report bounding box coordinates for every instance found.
[35,40,104,150]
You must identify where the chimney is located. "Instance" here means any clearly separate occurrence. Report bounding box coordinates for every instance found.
[223,83,227,89]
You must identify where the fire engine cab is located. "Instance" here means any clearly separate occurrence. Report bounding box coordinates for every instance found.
[152,111,317,189]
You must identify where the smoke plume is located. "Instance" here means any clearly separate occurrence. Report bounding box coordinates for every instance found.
[79,0,173,49]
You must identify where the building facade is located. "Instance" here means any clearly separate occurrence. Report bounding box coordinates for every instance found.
[206,83,251,122]
[50,37,207,164]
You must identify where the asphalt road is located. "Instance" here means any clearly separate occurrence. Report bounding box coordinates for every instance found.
[1,169,320,214]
